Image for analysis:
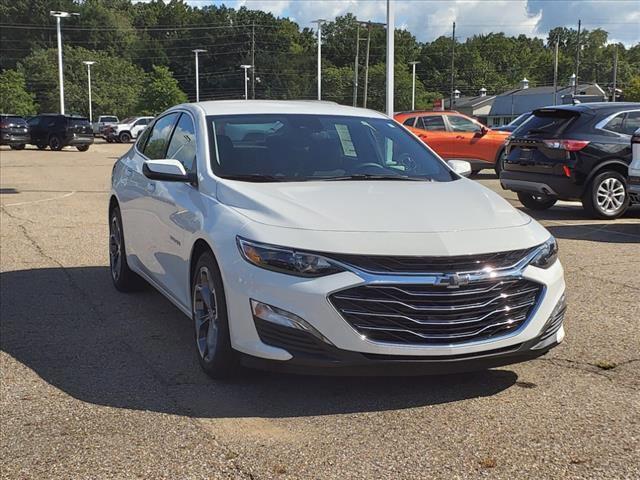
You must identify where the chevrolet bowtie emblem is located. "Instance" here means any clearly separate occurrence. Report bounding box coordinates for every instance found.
[437,273,471,288]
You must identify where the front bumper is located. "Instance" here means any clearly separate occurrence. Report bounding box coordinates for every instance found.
[500,170,583,200]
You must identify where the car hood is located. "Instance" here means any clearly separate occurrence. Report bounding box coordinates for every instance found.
[217,179,530,233]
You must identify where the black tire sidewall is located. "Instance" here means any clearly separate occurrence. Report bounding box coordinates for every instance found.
[49,135,62,151]
[109,206,142,292]
[119,132,131,143]
[517,192,557,210]
[191,252,237,377]
[584,170,629,219]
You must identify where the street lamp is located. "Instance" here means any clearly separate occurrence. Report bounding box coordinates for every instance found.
[82,61,96,123]
[311,19,327,101]
[192,49,206,102]
[240,65,252,100]
[386,1,395,116]
[50,11,79,115]
[409,61,420,111]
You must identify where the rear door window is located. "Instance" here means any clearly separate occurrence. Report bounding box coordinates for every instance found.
[142,113,179,159]
[621,111,640,135]
[418,116,446,131]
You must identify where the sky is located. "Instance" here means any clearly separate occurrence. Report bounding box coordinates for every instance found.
[199,0,640,46]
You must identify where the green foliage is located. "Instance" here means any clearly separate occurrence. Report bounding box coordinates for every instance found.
[624,76,640,102]
[0,69,37,116]
[137,65,187,115]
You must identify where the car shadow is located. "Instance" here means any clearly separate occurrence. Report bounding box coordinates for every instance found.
[545,222,640,243]
[1,266,517,419]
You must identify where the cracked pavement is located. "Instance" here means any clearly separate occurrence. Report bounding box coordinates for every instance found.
[1,144,639,479]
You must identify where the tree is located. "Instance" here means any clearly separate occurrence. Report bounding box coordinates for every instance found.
[137,65,187,115]
[0,69,37,116]
[624,75,640,102]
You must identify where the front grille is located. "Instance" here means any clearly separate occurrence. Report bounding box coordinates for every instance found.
[329,247,537,274]
[329,279,543,345]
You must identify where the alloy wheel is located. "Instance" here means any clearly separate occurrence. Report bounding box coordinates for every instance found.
[596,177,626,214]
[193,266,218,362]
[109,215,122,281]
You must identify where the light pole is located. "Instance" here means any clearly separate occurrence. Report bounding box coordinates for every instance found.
[311,19,327,100]
[386,0,395,116]
[82,61,96,123]
[50,11,79,115]
[240,65,252,100]
[192,49,206,102]
[409,61,420,110]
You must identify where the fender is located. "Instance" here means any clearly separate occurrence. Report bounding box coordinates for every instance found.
[585,159,629,184]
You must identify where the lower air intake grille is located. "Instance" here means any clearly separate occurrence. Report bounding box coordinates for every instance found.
[329,279,543,345]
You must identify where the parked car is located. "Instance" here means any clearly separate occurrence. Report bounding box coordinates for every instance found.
[109,100,566,378]
[501,102,640,219]
[106,116,153,143]
[629,128,640,203]
[93,115,119,136]
[26,114,94,151]
[395,111,510,174]
[493,112,532,132]
[0,114,29,150]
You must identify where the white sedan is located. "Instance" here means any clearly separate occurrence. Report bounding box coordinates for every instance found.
[109,100,566,377]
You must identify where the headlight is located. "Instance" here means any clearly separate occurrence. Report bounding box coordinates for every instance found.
[529,236,558,269]
[237,237,345,277]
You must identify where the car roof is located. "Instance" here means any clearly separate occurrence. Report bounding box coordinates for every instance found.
[185,100,389,119]
[395,110,461,118]
[534,102,640,115]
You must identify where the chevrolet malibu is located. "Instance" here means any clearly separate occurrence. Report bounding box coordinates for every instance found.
[109,100,566,377]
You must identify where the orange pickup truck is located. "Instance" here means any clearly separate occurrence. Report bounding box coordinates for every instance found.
[395,111,510,174]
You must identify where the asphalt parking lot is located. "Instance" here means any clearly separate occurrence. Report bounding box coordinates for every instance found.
[1,142,639,480]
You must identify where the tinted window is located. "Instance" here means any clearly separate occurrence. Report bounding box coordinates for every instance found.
[513,109,577,137]
[135,118,151,127]
[447,115,481,132]
[402,117,416,126]
[603,113,625,134]
[418,116,446,131]
[68,118,90,128]
[166,114,196,172]
[621,111,640,135]
[136,122,153,150]
[143,113,179,159]
[27,117,40,127]
[208,114,454,182]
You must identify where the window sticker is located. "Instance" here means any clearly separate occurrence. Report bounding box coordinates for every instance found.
[335,124,357,157]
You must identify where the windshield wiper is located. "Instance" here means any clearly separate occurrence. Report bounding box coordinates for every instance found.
[321,174,430,181]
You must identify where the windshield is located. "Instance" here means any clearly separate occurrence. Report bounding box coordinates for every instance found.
[121,117,136,124]
[207,114,455,182]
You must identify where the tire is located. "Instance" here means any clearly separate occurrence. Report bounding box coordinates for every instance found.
[517,192,557,210]
[494,149,505,176]
[119,131,131,143]
[109,206,144,292]
[582,170,629,219]
[76,145,90,152]
[106,137,114,143]
[36,144,47,150]
[49,135,63,151]
[191,251,238,378]
[10,144,25,150]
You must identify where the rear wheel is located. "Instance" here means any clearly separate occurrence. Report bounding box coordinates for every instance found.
[76,145,90,152]
[192,252,238,378]
[10,144,25,150]
[49,135,63,151]
[109,206,143,292]
[582,170,629,219]
[119,131,131,143]
[517,192,557,210]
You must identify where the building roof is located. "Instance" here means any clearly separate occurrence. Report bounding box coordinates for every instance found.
[446,95,495,109]
[185,100,388,118]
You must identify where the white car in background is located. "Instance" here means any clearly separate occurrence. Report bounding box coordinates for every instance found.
[109,100,566,378]
[629,128,640,203]
[107,116,154,143]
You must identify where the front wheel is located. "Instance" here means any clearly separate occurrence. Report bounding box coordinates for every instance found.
[49,135,63,151]
[76,145,90,152]
[494,149,505,176]
[10,144,25,150]
[192,252,238,378]
[517,192,557,210]
[118,131,131,143]
[582,170,629,219]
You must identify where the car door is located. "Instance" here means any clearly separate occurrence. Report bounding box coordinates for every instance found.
[411,115,450,157]
[27,117,42,145]
[445,114,494,162]
[146,112,201,305]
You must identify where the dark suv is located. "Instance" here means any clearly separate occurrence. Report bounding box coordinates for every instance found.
[26,114,94,151]
[500,103,640,219]
[0,114,29,150]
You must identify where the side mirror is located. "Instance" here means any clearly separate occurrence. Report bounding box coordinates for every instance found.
[447,160,472,178]
[143,159,196,184]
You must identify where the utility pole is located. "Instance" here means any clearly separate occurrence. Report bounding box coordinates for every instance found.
[363,22,372,108]
[50,11,79,115]
[450,21,456,110]
[251,21,256,99]
[311,19,327,101]
[386,0,395,116]
[82,61,95,123]
[574,19,581,96]
[192,49,206,102]
[612,45,618,102]
[409,61,420,110]
[240,65,252,100]
[353,23,361,107]
[553,38,559,105]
